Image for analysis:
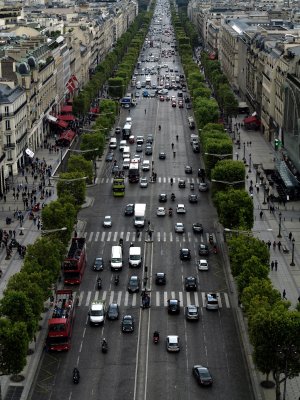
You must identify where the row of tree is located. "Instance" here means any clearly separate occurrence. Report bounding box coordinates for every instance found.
[174,7,300,398]
[0,9,154,379]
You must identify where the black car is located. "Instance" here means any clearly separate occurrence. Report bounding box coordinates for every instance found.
[167,299,180,314]
[136,144,143,153]
[193,223,203,234]
[124,204,134,216]
[146,135,154,144]
[145,145,153,155]
[115,127,121,134]
[189,194,198,203]
[155,272,166,285]
[185,276,198,291]
[185,166,193,174]
[180,248,191,261]
[159,193,167,202]
[159,152,166,159]
[122,315,134,332]
[107,303,119,320]
[112,165,119,174]
[192,143,200,153]
[178,179,186,188]
[127,276,140,293]
[192,365,213,386]
[93,257,104,271]
[199,243,209,256]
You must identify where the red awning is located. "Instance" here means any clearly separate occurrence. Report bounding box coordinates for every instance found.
[66,98,73,105]
[60,105,73,114]
[57,130,76,146]
[244,116,260,125]
[57,120,69,129]
[56,114,76,121]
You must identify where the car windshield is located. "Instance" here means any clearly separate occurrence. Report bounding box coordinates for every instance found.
[91,310,103,316]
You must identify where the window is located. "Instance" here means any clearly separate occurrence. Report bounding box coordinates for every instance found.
[4,106,9,116]
[5,120,11,130]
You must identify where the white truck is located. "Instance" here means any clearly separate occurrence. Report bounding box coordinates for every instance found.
[129,246,142,268]
[134,203,146,228]
[88,301,106,326]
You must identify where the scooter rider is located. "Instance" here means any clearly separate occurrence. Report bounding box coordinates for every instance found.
[153,331,160,340]
[158,125,161,131]
[73,367,80,383]
[114,275,119,285]
[168,207,173,216]
[171,193,175,201]
[170,177,173,186]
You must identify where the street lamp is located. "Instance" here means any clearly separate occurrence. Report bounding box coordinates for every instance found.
[243,142,246,161]
[263,180,267,204]
[211,179,245,186]
[41,227,67,235]
[290,238,295,266]
[204,152,233,159]
[277,212,282,238]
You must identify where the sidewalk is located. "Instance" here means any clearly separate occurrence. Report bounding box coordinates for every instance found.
[231,115,300,400]
[0,138,89,400]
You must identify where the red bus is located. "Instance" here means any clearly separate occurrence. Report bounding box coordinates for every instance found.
[63,237,86,285]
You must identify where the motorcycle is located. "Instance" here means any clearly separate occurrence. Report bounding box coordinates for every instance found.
[153,331,160,344]
[114,275,119,286]
[73,368,80,384]
[168,208,173,217]
[158,125,161,131]
[97,277,102,290]
[101,339,108,353]
[209,234,214,245]
[170,178,173,186]
[213,245,217,254]
[171,194,175,202]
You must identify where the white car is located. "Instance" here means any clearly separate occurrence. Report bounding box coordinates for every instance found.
[140,178,148,188]
[103,216,112,228]
[197,259,208,271]
[157,207,166,216]
[166,335,180,352]
[176,204,186,214]
[175,222,185,233]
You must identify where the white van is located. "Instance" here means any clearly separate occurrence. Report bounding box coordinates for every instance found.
[119,140,127,152]
[142,160,150,171]
[109,137,117,149]
[123,158,130,169]
[136,81,141,89]
[111,246,122,271]
[123,146,130,159]
[129,246,142,268]
[126,117,132,125]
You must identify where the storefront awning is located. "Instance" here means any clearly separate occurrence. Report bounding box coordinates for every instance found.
[277,160,299,189]
[60,105,73,114]
[56,130,76,146]
[47,115,57,123]
[57,120,69,129]
[56,114,76,121]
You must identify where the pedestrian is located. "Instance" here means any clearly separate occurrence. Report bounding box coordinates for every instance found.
[13,230,16,239]
[282,289,286,299]
[144,109,146,115]
[267,240,271,249]
[277,241,281,251]
[271,261,274,271]
[256,185,259,193]
[273,241,277,250]
[259,210,263,219]
[33,216,37,225]
[25,176,28,184]
[37,220,40,230]
[289,232,292,241]
[275,260,278,271]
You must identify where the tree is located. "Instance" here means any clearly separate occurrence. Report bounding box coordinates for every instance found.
[108,77,125,98]
[80,133,105,158]
[67,155,93,184]
[211,160,245,191]
[236,256,269,295]
[56,172,86,206]
[241,277,282,317]
[249,305,300,400]
[0,319,28,376]
[228,236,269,277]
[214,189,254,230]
[194,97,219,128]
[0,291,37,339]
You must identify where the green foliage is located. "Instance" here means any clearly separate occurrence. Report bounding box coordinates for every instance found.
[211,160,245,191]
[228,235,270,277]
[236,256,269,295]
[67,155,93,183]
[57,172,86,206]
[80,133,105,158]
[214,188,254,230]
[0,319,29,375]
[194,97,219,128]
[0,291,38,339]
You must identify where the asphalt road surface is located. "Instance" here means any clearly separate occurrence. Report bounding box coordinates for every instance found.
[30,2,254,400]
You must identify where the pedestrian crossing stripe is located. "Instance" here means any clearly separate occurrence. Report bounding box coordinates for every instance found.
[84,231,216,244]
[73,290,230,309]
[99,177,202,184]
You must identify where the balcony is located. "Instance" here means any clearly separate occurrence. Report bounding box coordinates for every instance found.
[4,143,15,150]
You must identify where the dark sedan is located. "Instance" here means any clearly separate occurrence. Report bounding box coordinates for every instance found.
[122,315,134,333]
[124,204,134,216]
[184,276,198,291]
[189,194,198,203]
[107,303,119,320]
[167,299,180,314]
[127,276,140,293]
[193,222,203,234]
[155,272,166,285]
[192,365,213,386]
[92,257,104,271]
[159,193,168,202]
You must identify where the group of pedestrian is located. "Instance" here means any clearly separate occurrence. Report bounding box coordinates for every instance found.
[17,243,26,258]
[270,260,278,271]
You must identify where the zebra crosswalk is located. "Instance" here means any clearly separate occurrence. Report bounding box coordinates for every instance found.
[99,176,202,184]
[73,290,230,309]
[84,231,216,244]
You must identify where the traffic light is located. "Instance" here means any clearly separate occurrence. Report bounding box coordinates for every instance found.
[274,139,279,150]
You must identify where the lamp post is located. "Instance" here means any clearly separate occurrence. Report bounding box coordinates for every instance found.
[238,132,241,149]
[290,238,295,266]
[277,212,282,238]
[263,180,267,204]
[248,153,252,173]
[243,142,246,161]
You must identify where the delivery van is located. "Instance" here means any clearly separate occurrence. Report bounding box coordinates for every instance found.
[111,246,123,271]
[129,246,142,268]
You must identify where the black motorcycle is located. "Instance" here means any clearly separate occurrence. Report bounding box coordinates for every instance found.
[171,194,175,202]
[97,277,102,290]
[114,275,119,286]
[73,368,80,384]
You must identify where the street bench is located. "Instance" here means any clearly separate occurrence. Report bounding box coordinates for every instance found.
[282,245,289,254]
